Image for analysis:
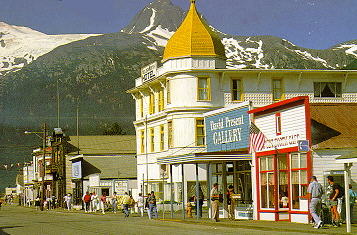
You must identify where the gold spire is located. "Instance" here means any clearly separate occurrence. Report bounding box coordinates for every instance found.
[162,0,226,61]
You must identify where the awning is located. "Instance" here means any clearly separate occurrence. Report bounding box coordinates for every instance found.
[157,153,252,164]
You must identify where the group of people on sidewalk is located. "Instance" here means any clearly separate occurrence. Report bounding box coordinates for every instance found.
[81,191,135,215]
[306,175,357,229]
[77,191,159,219]
[210,183,237,222]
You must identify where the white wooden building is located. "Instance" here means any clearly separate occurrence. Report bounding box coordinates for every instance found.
[127,0,357,219]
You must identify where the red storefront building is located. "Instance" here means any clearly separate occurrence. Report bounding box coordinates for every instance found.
[249,96,312,223]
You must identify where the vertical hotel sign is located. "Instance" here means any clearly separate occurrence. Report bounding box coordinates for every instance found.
[204,102,250,152]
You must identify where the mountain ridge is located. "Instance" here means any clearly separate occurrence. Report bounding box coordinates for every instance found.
[0,21,100,76]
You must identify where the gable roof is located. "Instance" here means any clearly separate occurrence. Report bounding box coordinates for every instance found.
[81,155,136,180]
[67,135,136,155]
[310,103,357,149]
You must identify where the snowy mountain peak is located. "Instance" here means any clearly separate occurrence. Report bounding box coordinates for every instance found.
[0,21,100,76]
[121,0,185,47]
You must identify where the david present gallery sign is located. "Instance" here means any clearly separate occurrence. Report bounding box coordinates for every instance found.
[204,102,250,152]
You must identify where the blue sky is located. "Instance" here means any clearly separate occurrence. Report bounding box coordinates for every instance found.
[1,0,356,49]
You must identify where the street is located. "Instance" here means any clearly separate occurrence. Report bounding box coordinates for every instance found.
[0,205,354,235]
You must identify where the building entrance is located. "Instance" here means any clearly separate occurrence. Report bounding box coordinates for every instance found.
[210,160,252,219]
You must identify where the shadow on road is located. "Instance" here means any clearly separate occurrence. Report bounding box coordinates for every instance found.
[0,226,23,235]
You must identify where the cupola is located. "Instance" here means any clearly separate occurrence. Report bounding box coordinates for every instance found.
[162,0,226,62]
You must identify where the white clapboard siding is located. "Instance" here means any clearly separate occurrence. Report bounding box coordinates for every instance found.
[256,105,306,138]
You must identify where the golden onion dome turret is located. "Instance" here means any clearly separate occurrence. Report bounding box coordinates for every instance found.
[162,0,226,61]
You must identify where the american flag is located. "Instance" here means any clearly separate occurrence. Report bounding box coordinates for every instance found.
[249,122,266,153]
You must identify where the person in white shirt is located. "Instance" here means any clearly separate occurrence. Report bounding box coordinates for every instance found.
[91,192,99,212]
[137,193,144,217]
[63,193,72,211]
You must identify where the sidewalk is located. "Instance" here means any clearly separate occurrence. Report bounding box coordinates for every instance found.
[163,217,355,235]
[14,205,356,234]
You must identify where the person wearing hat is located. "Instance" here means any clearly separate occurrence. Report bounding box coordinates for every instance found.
[307,176,324,229]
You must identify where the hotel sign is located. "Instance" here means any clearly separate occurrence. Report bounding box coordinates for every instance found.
[141,61,157,83]
[205,103,250,152]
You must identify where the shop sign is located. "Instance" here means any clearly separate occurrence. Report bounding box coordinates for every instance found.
[298,140,309,152]
[100,181,112,187]
[205,103,250,152]
[141,61,157,83]
[72,161,82,179]
[264,133,301,150]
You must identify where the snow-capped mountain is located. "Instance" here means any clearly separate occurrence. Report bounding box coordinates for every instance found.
[0,21,100,76]
[121,0,185,48]
[122,0,356,69]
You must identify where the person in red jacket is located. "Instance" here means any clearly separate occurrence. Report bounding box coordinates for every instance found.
[82,191,91,213]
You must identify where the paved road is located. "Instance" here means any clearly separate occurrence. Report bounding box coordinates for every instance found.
[0,205,347,235]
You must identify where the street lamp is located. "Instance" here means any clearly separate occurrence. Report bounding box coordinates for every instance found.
[25,123,47,211]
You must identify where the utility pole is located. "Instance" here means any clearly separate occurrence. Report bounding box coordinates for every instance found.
[145,115,148,195]
[41,123,47,211]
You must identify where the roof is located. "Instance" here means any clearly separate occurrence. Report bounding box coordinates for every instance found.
[162,0,226,61]
[248,96,308,115]
[81,156,136,180]
[67,135,136,155]
[336,150,357,160]
[310,103,357,149]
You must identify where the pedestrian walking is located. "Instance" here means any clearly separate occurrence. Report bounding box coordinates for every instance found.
[35,196,40,210]
[82,191,91,213]
[111,192,118,213]
[44,197,51,210]
[100,192,107,214]
[145,193,152,219]
[137,193,144,217]
[64,193,72,211]
[210,183,220,222]
[91,192,99,212]
[349,184,357,221]
[306,176,324,229]
[227,185,235,220]
[148,191,158,219]
[327,176,344,227]
[121,192,131,217]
